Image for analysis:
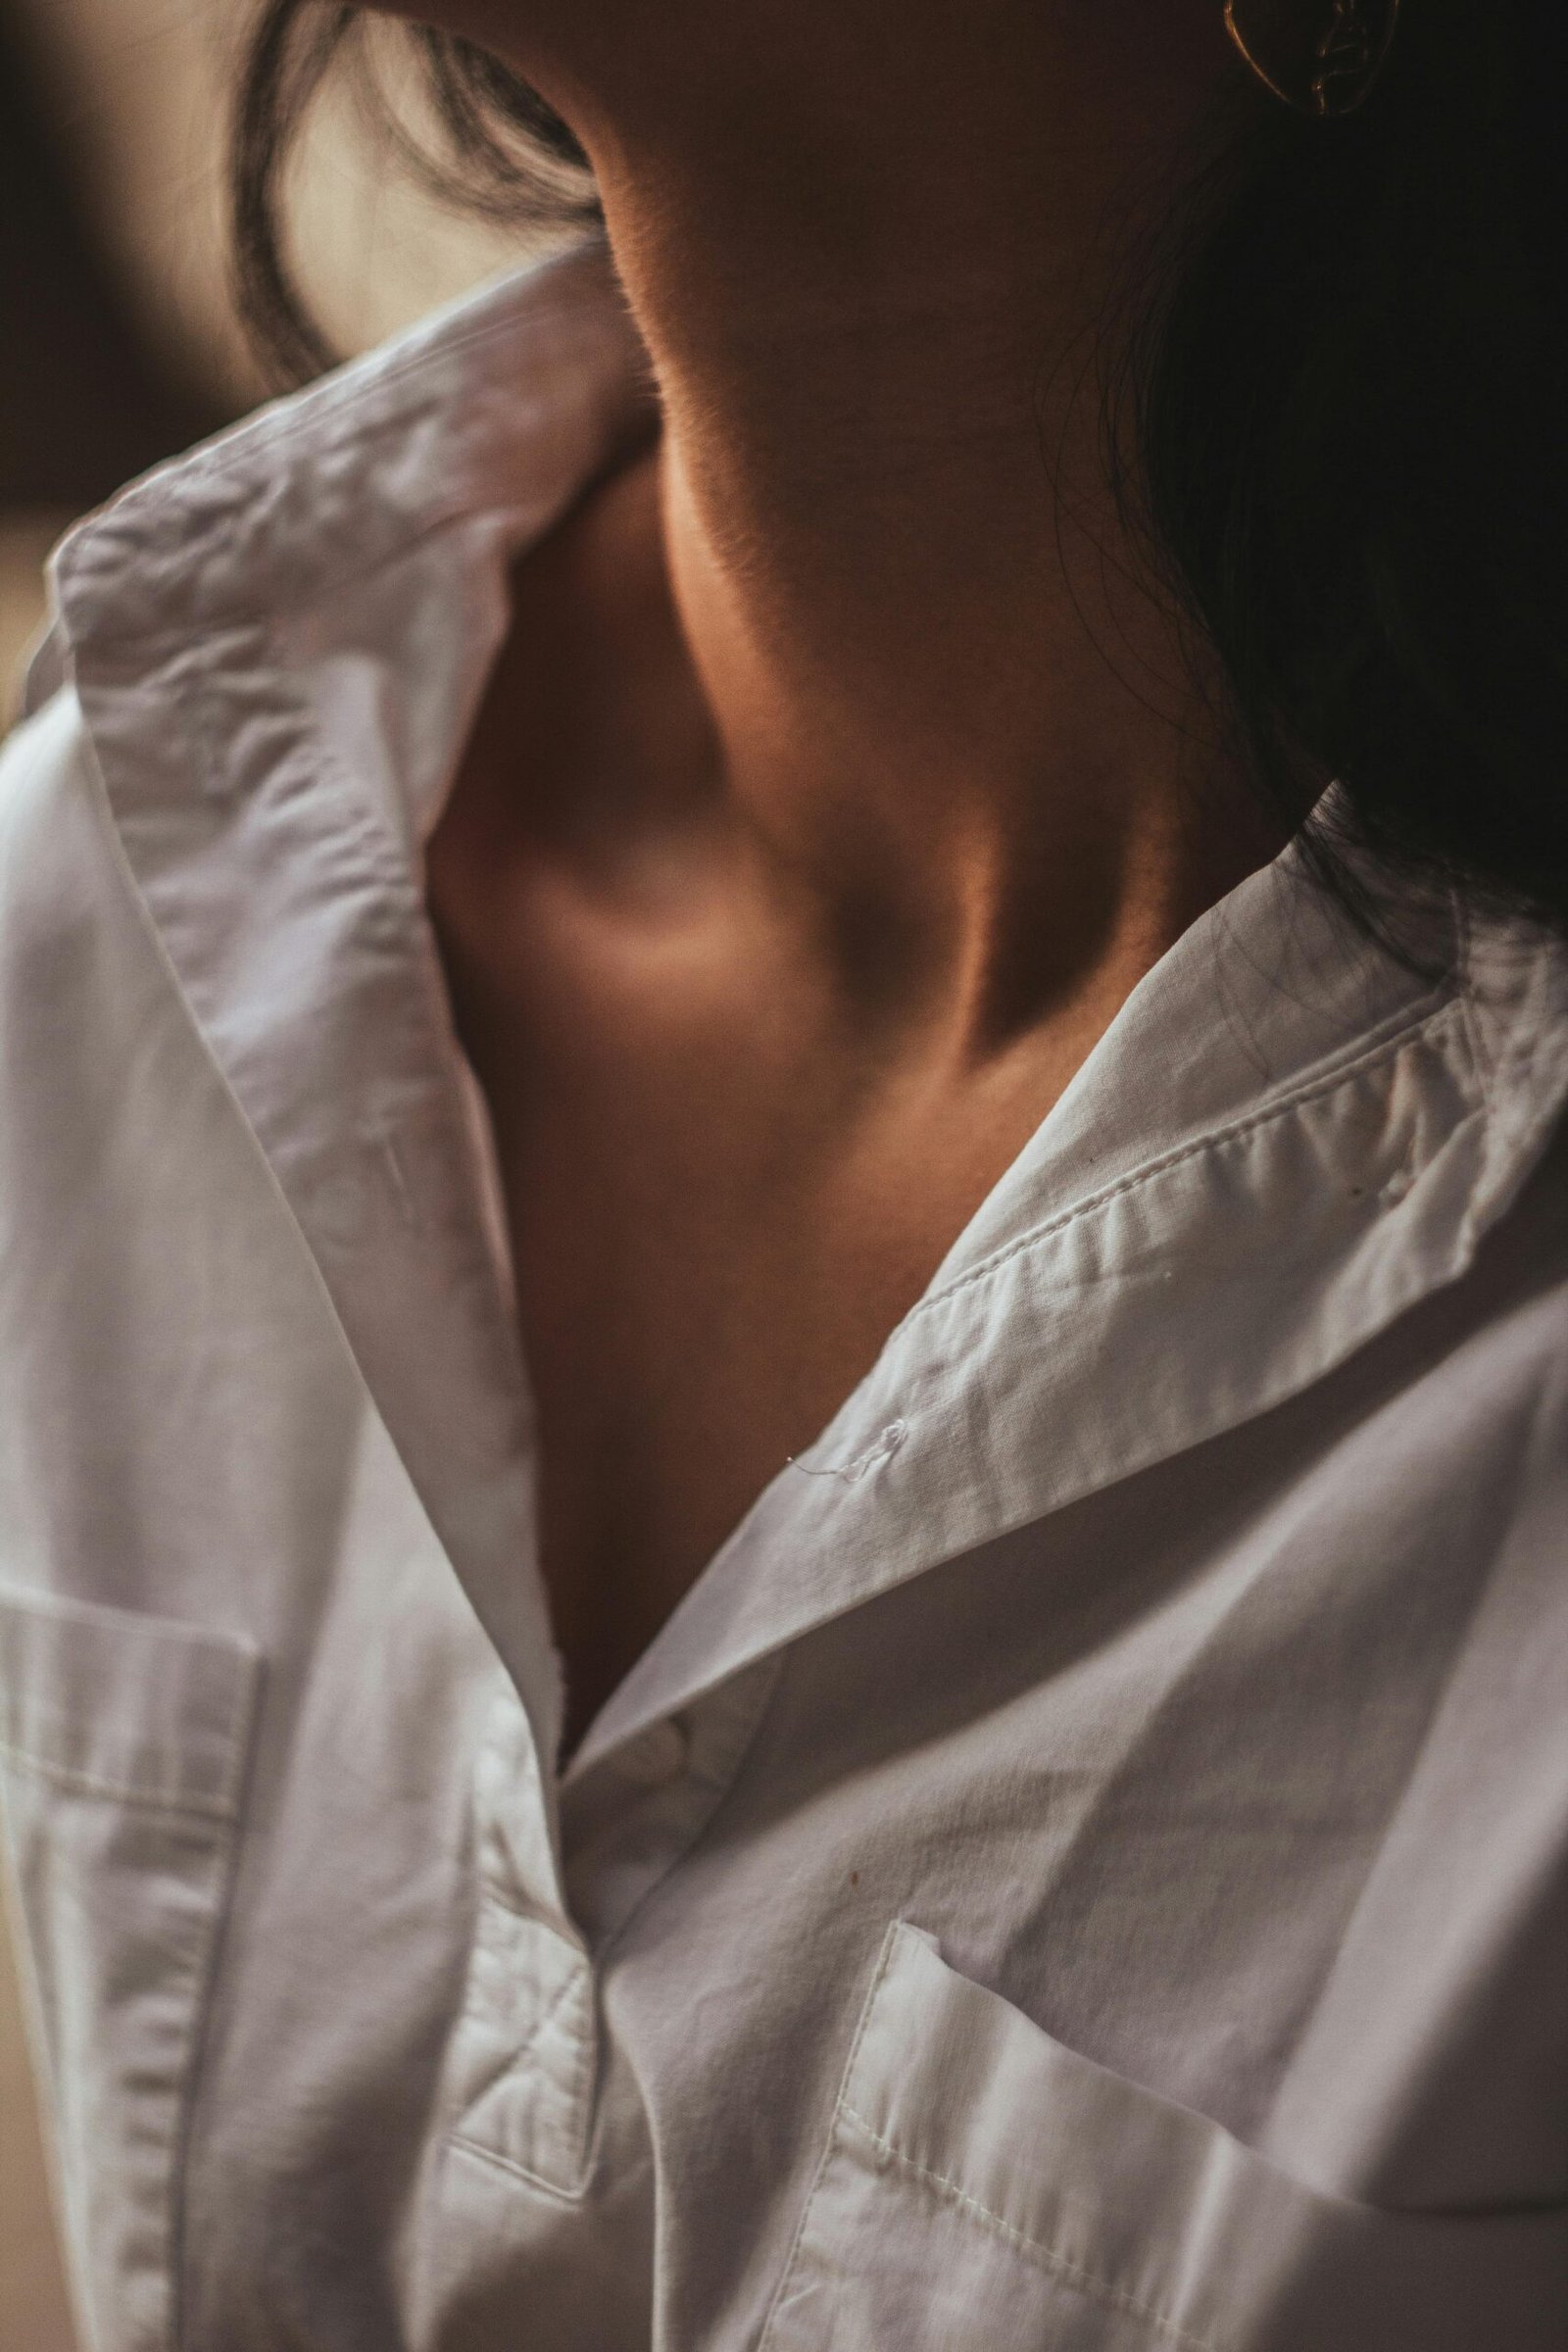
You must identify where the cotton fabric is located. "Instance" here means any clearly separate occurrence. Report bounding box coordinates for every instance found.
[1,236,1566,2352]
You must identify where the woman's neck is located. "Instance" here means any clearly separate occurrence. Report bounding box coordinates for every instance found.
[467,0,1285,1050]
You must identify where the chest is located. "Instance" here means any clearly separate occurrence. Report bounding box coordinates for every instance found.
[141,1387,1560,2351]
[424,816,1079,1743]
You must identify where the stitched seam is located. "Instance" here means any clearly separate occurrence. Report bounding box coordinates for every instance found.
[474,1875,578,1939]
[911,998,1467,1318]
[533,1662,788,2205]
[63,270,606,533]
[1480,954,1568,1156]
[169,1657,264,2352]
[758,1923,908,2352]
[466,1939,587,2080]
[0,1740,237,1826]
[1448,895,1568,1223]
[448,2130,591,2205]
[449,1974,593,2199]
[69,509,481,667]
[61,262,629,655]
[1450,896,1495,1126]
[837,2104,1223,2352]
[71,714,460,1551]
[210,653,539,1359]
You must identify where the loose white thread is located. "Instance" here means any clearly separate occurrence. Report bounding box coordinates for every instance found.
[788,1418,909,1484]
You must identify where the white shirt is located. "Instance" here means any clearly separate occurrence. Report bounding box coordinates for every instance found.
[2,236,1566,2352]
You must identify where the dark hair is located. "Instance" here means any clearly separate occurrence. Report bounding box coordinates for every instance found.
[233,0,1568,947]
[231,2,599,384]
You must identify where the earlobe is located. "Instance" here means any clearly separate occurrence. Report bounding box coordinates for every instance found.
[1223,0,1402,119]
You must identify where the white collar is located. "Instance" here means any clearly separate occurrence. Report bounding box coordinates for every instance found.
[34,236,1568,1778]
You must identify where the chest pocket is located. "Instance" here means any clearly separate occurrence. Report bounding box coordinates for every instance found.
[0,1586,261,2352]
[761,1922,1568,2352]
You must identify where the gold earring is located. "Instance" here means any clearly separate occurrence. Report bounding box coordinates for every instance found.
[1224,0,1402,119]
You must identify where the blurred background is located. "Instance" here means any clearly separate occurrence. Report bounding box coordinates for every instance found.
[1,4,550,2340]
[0,0,540,700]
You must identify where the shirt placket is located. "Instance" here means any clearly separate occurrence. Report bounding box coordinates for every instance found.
[443,1655,779,2197]
[444,1678,596,2196]
[561,1658,783,1947]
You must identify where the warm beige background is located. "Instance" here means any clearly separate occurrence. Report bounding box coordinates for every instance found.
[13,0,531,402]
[2,5,552,2340]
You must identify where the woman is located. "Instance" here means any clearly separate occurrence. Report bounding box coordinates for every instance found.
[1,1,1564,2345]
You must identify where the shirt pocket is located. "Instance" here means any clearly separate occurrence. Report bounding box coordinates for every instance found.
[761,1921,1568,2352]
[0,1585,262,2352]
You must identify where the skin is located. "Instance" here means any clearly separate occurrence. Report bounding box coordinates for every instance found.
[370,0,1297,1751]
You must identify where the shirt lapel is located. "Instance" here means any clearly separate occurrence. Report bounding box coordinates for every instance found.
[571,845,1568,1772]
[50,240,646,1846]
[42,234,1568,1802]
